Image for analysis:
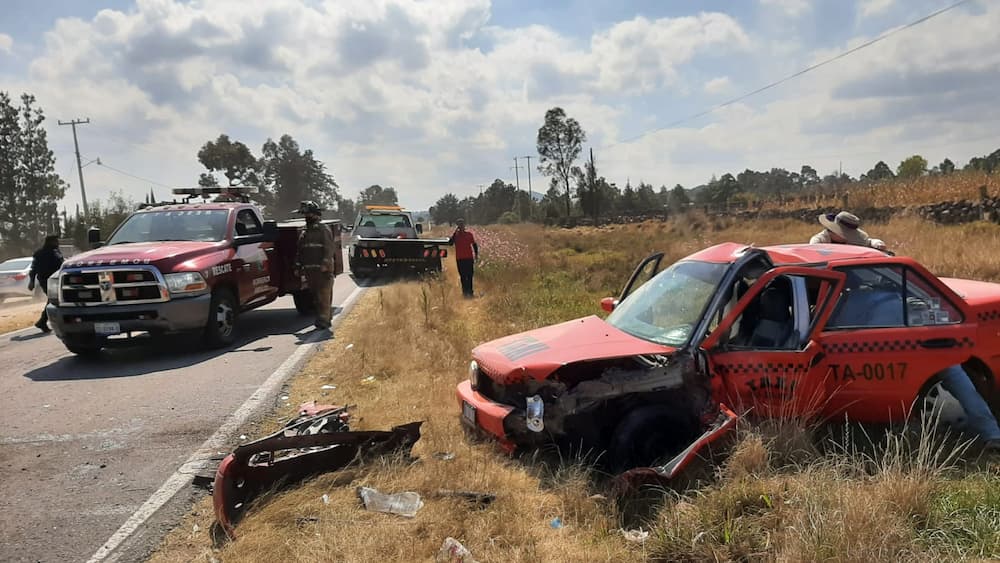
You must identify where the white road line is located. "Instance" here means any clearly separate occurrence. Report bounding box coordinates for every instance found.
[86,285,367,563]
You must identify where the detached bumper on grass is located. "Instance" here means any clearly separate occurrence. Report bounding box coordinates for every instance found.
[212,402,422,538]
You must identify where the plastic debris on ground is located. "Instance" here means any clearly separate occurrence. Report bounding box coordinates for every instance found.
[550,517,563,529]
[361,375,377,384]
[320,384,336,390]
[357,486,423,517]
[621,528,650,543]
[432,451,456,461]
[345,344,354,350]
[322,494,330,505]
[436,537,478,563]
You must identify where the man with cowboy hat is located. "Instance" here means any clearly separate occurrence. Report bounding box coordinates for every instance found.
[810,211,887,250]
[295,201,336,331]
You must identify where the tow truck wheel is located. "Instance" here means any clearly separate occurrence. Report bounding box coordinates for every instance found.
[609,405,696,473]
[64,335,102,358]
[293,290,316,315]
[205,289,237,348]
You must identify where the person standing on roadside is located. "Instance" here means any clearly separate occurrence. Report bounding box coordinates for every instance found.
[295,201,336,331]
[27,235,63,333]
[449,218,479,298]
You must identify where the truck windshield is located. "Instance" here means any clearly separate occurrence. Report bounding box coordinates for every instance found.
[357,214,411,229]
[107,210,230,244]
[606,260,727,347]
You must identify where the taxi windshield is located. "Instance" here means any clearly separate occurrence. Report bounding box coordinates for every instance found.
[606,260,727,347]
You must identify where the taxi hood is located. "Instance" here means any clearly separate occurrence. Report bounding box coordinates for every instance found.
[472,315,675,384]
[62,241,227,271]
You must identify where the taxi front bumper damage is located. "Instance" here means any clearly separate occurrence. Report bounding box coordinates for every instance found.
[459,354,739,484]
[212,401,422,538]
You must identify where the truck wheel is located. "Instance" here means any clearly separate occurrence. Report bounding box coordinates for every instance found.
[608,405,696,473]
[205,289,237,348]
[64,335,102,358]
[293,290,316,315]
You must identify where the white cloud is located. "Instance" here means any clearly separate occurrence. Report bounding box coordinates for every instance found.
[6,0,1000,212]
[758,0,811,17]
[591,14,750,94]
[703,76,732,94]
[0,33,12,54]
[859,0,894,18]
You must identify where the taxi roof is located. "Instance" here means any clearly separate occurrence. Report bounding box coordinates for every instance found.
[686,242,889,266]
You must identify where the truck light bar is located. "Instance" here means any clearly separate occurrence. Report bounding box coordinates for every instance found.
[363,205,404,211]
[172,186,260,203]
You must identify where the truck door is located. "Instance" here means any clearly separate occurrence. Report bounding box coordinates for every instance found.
[818,264,978,422]
[234,209,276,305]
[700,267,845,418]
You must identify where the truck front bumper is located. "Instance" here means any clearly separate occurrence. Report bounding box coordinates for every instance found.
[47,294,212,338]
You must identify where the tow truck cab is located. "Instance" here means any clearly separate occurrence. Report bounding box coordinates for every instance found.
[46,187,341,356]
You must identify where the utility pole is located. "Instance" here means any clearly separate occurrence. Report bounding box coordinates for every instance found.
[589,147,598,223]
[511,158,524,218]
[521,155,534,219]
[59,118,91,216]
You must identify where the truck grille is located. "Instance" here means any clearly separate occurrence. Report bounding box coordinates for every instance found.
[59,266,168,306]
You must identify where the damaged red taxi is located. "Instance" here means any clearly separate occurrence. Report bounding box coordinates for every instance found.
[457,242,1000,480]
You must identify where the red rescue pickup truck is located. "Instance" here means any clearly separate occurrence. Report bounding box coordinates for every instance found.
[45,187,342,356]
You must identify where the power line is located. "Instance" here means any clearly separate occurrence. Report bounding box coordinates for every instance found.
[606,0,975,150]
[93,159,174,189]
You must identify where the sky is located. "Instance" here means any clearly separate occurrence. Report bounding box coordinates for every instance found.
[1,0,998,212]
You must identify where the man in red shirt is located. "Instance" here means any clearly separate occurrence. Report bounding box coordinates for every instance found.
[448,218,479,297]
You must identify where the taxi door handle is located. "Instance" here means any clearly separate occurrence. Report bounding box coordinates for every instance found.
[920,338,958,349]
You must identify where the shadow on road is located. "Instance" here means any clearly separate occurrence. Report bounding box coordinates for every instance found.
[23,308,315,382]
[11,332,51,342]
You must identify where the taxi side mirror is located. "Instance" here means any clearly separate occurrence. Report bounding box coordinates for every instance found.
[600,297,618,313]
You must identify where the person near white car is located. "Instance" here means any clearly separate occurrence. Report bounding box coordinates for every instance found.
[27,235,63,333]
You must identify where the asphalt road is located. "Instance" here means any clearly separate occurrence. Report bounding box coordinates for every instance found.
[0,270,362,563]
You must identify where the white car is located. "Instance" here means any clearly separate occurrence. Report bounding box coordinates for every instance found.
[0,257,40,301]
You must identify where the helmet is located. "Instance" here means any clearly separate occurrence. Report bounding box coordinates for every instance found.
[297,201,323,215]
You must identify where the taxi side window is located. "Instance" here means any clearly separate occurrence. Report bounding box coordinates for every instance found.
[235,210,262,236]
[826,266,961,329]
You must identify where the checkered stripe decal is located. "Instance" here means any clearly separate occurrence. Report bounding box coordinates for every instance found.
[716,363,809,376]
[978,310,1000,323]
[825,337,974,355]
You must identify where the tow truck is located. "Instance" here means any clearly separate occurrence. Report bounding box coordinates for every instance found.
[348,205,449,278]
[45,187,342,356]
[458,243,1000,482]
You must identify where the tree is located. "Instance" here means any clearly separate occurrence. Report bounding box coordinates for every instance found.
[897,155,928,179]
[536,107,586,217]
[430,193,461,225]
[63,191,137,251]
[668,184,689,210]
[635,182,657,211]
[197,134,259,187]
[358,185,399,207]
[335,196,356,223]
[0,92,66,255]
[864,160,895,182]
[800,165,820,187]
[260,134,338,215]
[938,158,955,175]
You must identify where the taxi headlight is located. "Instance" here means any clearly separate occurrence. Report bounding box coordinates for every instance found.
[469,360,479,389]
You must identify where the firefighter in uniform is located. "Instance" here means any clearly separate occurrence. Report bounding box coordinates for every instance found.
[296,201,336,331]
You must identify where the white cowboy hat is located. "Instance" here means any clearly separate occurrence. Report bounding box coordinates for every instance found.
[818,211,870,246]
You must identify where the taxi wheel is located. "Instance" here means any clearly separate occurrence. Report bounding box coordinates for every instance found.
[609,405,695,473]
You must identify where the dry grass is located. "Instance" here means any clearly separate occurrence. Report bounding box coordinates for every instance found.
[0,299,42,334]
[150,217,1000,562]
